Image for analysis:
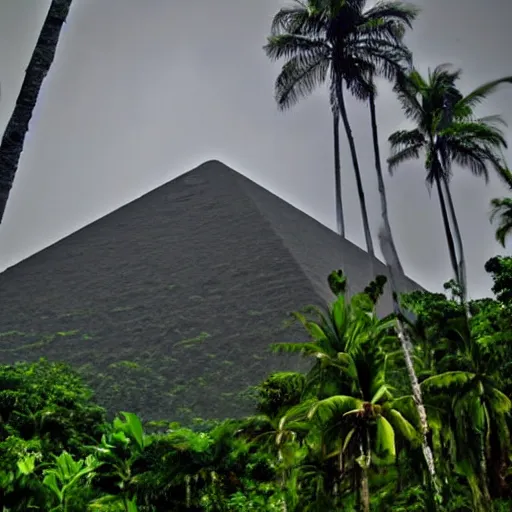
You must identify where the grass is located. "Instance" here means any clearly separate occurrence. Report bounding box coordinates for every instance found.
[108,360,145,371]
[173,331,210,348]
[0,330,26,337]
[0,330,81,353]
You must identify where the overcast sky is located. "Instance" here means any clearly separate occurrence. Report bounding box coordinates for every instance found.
[0,0,511,299]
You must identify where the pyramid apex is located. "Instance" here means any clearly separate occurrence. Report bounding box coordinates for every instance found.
[182,159,238,181]
[193,159,229,170]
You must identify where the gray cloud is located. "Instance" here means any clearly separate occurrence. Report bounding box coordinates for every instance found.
[0,0,511,298]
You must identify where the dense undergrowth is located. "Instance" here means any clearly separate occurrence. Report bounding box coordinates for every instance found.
[1,256,511,511]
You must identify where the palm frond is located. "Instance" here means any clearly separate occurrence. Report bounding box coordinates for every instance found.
[473,114,508,128]
[270,2,328,36]
[375,415,396,461]
[493,165,512,189]
[264,33,329,62]
[444,121,508,150]
[271,342,331,360]
[364,0,419,26]
[421,371,476,393]
[490,197,512,247]
[444,128,507,183]
[458,76,512,110]
[487,386,512,414]
[385,408,420,445]
[274,53,330,110]
[371,384,394,404]
[387,128,425,173]
[308,395,362,424]
[392,70,426,126]
[387,144,423,173]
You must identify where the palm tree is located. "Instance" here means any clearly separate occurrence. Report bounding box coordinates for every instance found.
[388,65,512,300]
[0,0,73,224]
[264,0,417,257]
[273,275,420,510]
[490,197,512,247]
[421,316,511,511]
[275,284,419,511]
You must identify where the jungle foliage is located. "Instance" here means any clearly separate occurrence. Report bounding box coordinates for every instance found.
[1,258,512,511]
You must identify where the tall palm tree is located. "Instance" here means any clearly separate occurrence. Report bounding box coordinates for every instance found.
[264,0,417,257]
[388,65,512,299]
[0,0,73,224]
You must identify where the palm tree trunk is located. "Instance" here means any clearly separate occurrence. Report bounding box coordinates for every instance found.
[479,435,492,506]
[0,0,73,224]
[359,433,370,512]
[395,317,441,505]
[434,171,459,284]
[336,81,374,256]
[369,91,403,273]
[378,221,442,507]
[441,178,468,304]
[333,112,345,237]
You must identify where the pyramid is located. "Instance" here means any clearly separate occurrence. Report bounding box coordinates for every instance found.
[0,160,420,423]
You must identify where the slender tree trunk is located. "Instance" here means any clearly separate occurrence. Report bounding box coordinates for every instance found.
[0,0,73,224]
[359,433,370,512]
[434,171,459,284]
[336,81,374,256]
[479,435,492,507]
[378,216,441,507]
[442,178,468,304]
[333,113,345,238]
[334,442,343,507]
[369,91,403,273]
[395,317,441,504]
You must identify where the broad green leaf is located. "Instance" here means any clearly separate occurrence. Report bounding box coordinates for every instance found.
[375,416,396,461]
[305,321,328,342]
[55,451,80,481]
[43,472,63,502]
[126,499,139,512]
[271,342,324,358]
[421,371,475,393]
[386,409,420,446]
[332,296,346,335]
[119,412,145,451]
[17,454,36,476]
[488,386,512,413]
[308,395,361,423]
[371,384,393,405]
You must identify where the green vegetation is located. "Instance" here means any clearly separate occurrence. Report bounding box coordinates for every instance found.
[1,261,512,511]
[2,0,512,510]
[174,332,211,348]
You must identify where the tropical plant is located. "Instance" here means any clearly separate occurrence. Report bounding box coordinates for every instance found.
[380,228,442,503]
[89,412,151,510]
[0,264,512,509]
[42,451,101,511]
[264,0,417,257]
[388,64,512,301]
[273,273,421,510]
[0,0,73,223]
[422,317,511,511]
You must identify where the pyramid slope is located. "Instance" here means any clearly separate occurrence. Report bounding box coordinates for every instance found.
[197,161,420,311]
[0,160,422,423]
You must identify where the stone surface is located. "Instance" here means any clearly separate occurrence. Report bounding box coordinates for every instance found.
[0,160,421,423]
